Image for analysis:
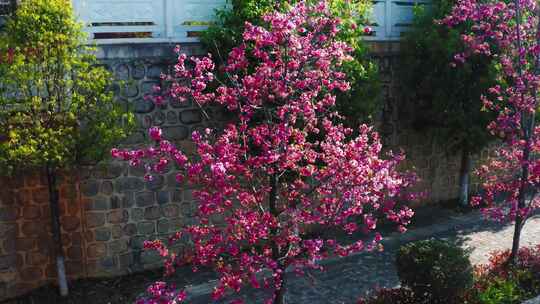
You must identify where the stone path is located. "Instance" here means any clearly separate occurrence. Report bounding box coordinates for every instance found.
[178,210,540,304]
[524,295,540,304]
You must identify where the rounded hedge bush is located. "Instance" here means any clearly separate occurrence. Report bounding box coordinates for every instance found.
[396,239,473,303]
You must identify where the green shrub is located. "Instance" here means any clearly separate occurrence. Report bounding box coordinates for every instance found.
[0,0,134,171]
[396,239,473,303]
[476,278,525,304]
[467,247,540,304]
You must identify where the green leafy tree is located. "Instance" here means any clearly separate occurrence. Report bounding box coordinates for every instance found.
[200,0,381,125]
[399,0,496,207]
[0,0,133,296]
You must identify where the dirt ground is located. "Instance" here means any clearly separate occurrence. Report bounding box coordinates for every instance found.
[2,269,163,304]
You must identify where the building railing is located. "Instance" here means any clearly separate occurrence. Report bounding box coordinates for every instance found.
[2,0,431,43]
[71,0,227,44]
[368,0,432,40]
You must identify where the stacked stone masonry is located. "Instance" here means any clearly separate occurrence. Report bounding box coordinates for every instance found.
[0,172,85,300]
[0,41,471,301]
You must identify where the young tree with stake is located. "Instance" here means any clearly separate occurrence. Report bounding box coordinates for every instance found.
[0,0,133,296]
[443,0,540,263]
[400,0,496,208]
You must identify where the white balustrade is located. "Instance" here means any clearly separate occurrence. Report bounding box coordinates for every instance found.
[71,0,431,44]
[72,0,227,44]
[367,0,432,40]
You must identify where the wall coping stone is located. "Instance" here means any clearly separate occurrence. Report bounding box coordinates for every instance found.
[95,43,205,60]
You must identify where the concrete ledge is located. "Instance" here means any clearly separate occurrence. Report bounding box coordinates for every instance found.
[94,42,206,60]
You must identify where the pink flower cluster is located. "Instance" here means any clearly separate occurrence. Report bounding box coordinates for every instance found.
[135,282,186,304]
[114,2,417,303]
[443,0,540,222]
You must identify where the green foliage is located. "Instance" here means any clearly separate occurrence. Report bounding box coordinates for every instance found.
[200,0,276,56]
[471,269,540,304]
[0,0,134,173]
[399,0,496,153]
[476,278,526,304]
[466,247,540,304]
[200,0,381,125]
[396,239,473,303]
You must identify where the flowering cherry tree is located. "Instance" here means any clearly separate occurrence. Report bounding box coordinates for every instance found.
[113,2,416,303]
[442,0,540,261]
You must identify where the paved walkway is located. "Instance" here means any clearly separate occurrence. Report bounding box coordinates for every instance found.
[179,209,540,304]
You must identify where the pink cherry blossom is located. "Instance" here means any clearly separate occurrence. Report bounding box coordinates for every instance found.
[148,126,162,141]
[114,2,418,303]
[443,0,540,259]
[443,0,540,219]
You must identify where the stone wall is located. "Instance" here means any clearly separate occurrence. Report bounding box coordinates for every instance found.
[0,171,84,299]
[0,41,467,301]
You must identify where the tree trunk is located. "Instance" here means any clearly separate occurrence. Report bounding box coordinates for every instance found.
[508,0,539,265]
[510,114,534,263]
[458,148,473,208]
[269,174,287,304]
[273,272,286,304]
[46,164,69,297]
